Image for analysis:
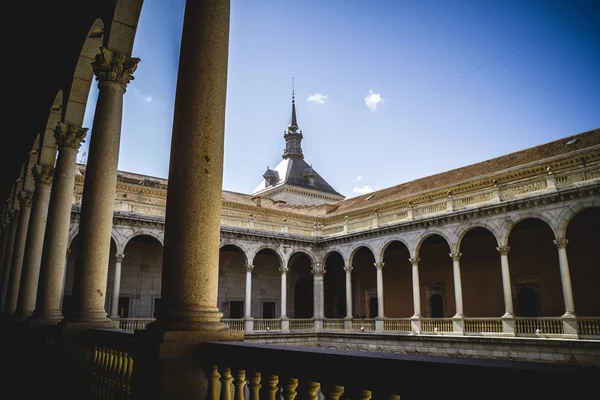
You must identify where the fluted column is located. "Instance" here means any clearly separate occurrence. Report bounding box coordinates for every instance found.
[15,165,54,320]
[244,264,253,319]
[4,191,33,316]
[279,266,288,318]
[450,252,464,317]
[554,238,575,316]
[32,124,87,324]
[110,253,125,319]
[0,210,19,312]
[496,246,514,317]
[409,257,421,317]
[344,265,353,319]
[68,48,139,324]
[310,261,325,322]
[374,262,385,318]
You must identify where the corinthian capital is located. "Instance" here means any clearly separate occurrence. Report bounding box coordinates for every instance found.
[54,123,88,149]
[408,257,420,266]
[115,253,125,263]
[343,265,353,274]
[244,264,254,273]
[32,164,54,185]
[92,47,141,87]
[553,238,569,249]
[311,262,325,277]
[278,266,289,275]
[374,262,385,270]
[449,252,462,262]
[8,209,19,222]
[17,191,33,207]
[496,246,510,256]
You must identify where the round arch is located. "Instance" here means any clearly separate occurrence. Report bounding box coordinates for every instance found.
[379,238,411,263]
[251,246,284,267]
[499,212,558,246]
[456,224,500,251]
[349,244,376,267]
[122,231,164,250]
[415,230,453,256]
[287,251,316,269]
[557,202,600,239]
[36,90,62,167]
[219,243,249,266]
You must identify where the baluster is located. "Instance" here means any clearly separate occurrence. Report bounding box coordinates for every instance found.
[297,380,320,400]
[248,371,261,400]
[100,348,110,399]
[388,394,401,400]
[261,374,279,400]
[124,353,134,398]
[210,365,221,400]
[234,369,246,400]
[220,367,233,400]
[344,389,372,400]
[112,349,123,400]
[280,377,298,400]
[321,384,344,400]
[91,346,99,396]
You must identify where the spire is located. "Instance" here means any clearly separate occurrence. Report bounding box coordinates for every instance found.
[288,78,298,131]
[283,78,304,159]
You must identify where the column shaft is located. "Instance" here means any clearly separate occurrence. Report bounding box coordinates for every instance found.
[450,253,463,317]
[0,211,19,312]
[33,130,85,323]
[152,0,230,330]
[110,254,124,318]
[344,267,352,319]
[245,267,253,318]
[16,166,53,319]
[375,263,385,318]
[5,193,33,316]
[71,48,138,323]
[280,269,287,318]
[554,239,575,316]
[497,247,513,316]
[410,258,421,317]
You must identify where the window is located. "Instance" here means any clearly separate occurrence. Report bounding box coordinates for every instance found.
[262,301,276,319]
[229,300,244,318]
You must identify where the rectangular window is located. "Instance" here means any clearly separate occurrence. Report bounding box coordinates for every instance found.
[229,300,244,318]
[262,301,276,319]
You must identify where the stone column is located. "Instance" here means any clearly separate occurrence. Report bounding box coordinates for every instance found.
[554,238,576,316]
[409,258,421,317]
[279,266,289,332]
[312,262,325,330]
[0,223,7,281]
[374,262,385,318]
[344,265,353,329]
[450,252,464,317]
[60,249,70,313]
[244,264,254,332]
[4,191,33,316]
[68,48,139,326]
[110,253,125,319]
[31,124,87,324]
[496,246,514,316]
[0,210,19,312]
[15,165,54,320]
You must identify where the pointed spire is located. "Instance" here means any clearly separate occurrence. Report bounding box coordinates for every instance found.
[288,77,298,131]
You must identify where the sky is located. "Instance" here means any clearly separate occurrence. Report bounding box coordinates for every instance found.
[80,0,600,199]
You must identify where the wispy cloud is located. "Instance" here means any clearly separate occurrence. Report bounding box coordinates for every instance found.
[354,175,363,181]
[144,95,153,103]
[365,90,384,111]
[133,88,141,93]
[353,185,379,195]
[307,93,328,105]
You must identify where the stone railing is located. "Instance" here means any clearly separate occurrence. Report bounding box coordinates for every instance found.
[515,317,564,335]
[414,201,447,217]
[464,318,504,333]
[383,318,411,332]
[222,318,245,331]
[254,319,282,331]
[221,217,250,229]
[289,319,314,331]
[118,318,155,331]
[321,225,344,236]
[578,317,600,336]
[379,211,409,225]
[420,318,454,333]
[500,179,548,200]
[453,191,495,209]
[351,318,375,331]
[287,226,315,237]
[347,219,372,232]
[323,319,345,330]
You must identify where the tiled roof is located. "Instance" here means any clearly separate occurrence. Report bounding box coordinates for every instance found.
[327,128,600,215]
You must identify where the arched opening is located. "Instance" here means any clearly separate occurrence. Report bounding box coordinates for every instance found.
[218,245,247,318]
[115,235,163,318]
[418,234,454,317]
[460,227,504,317]
[381,241,412,317]
[252,248,281,318]
[351,246,376,318]
[324,251,345,318]
[288,252,313,318]
[566,207,600,316]
[293,275,314,318]
[508,218,562,317]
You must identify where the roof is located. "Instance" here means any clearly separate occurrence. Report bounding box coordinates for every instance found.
[328,128,600,215]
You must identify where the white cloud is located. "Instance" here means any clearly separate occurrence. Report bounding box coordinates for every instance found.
[365,90,384,111]
[144,95,153,103]
[353,185,378,195]
[355,175,363,181]
[307,93,328,104]
[133,88,141,93]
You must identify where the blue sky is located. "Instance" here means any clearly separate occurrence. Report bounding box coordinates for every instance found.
[81,0,600,198]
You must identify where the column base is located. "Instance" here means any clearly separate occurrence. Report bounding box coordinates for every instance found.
[451,315,464,335]
[29,310,64,326]
[410,316,420,335]
[344,317,352,330]
[501,314,516,336]
[561,313,579,338]
[59,319,119,331]
[375,318,384,333]
[244,317,254,333]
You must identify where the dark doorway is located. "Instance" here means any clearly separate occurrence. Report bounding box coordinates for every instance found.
[294,275,314,318]
[262,301,276,319]
[153,298,162,318]
[431,294,444,318]
[229,300,244,318]
[118,297,130,318]
[369,297,378,317]
[515,285,540,317]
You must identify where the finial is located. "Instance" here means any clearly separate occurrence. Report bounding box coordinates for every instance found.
[292,77,295,104]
